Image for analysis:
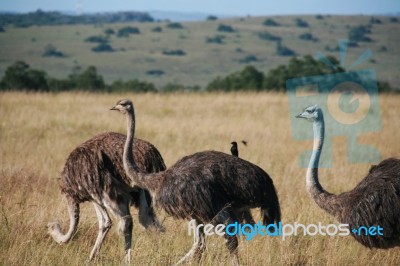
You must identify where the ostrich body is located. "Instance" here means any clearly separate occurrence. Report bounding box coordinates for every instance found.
[296,105,400,248]
[111,99,281,265]
[47,132,166,262]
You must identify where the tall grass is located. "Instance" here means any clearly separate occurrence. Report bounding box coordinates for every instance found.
[0,92,399,265]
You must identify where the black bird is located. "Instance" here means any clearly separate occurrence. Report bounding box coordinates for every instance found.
[231,141,239,157]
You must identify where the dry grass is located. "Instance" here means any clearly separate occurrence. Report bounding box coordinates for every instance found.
[0,92,399,265]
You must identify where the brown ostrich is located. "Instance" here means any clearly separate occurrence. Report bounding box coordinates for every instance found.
[47,132,166,263]
[296,105,400,248]
[111,99,281,265]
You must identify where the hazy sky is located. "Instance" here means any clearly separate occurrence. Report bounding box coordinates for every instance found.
[2,0,399,16]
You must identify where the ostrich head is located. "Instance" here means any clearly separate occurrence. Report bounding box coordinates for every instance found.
[110,99,133,114]
[295,105,323,122]
[231,141,238,146]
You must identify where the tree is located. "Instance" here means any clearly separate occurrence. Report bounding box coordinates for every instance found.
[69,66,105,91]
[206,65,264,91]
[263,55,345,90]
[0,61,48,91]
[110,79,157,92]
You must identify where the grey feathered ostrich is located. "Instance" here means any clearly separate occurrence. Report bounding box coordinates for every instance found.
[296,105,400,248]
[47,132,166,263]
[111,99,281,265]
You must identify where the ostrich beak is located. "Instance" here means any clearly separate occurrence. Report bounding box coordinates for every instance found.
[110,106,117,111]
[295,112,305,118]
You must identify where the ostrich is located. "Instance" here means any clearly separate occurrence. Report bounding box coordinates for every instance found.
[296,105,400,248]
[230,141,255,225]
[110,99,281,265]
[47,132,166,263]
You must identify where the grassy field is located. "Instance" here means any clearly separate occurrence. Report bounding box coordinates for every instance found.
[0,92,399,265]
[0,15,400,88]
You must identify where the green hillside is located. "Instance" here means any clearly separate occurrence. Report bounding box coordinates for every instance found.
[0,15,399,88]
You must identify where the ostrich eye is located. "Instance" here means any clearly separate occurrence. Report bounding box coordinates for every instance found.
[306,109,313,113]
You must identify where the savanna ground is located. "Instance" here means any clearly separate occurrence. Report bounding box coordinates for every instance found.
[0,15,399,88]
[0,92,399,265]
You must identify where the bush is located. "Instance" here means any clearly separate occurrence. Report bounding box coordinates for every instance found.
[348,25,372,43]
[166,22,183,29]
[257,31,281,41]
[117,26,140,37]
[295,18,309,27]
[389,17,398,23]
[207,15,218,21]
[315,15,324,20]
[299,33,317,42]
[378,46,388,52]
[104,28,115,35]
[162,49,186,56]
[206,35,225,44]
[377,81,395,93]
[85,35,108,43]
[152,26,162,32]
[42,44,66,57]
[239,55,259,63]
[0,26,5,32]
[146,69,165,76]
[263,19,280,26]
[369,17,382,24]
[217,24,235,32]
[276,42,295,56]
[0,61,48,91]
[91,43,113,52]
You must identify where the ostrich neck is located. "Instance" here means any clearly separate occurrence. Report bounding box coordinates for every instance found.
[124,111,135,174]
[307,116,340,217]
[306,120,324,190]
[123,110,162,195]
